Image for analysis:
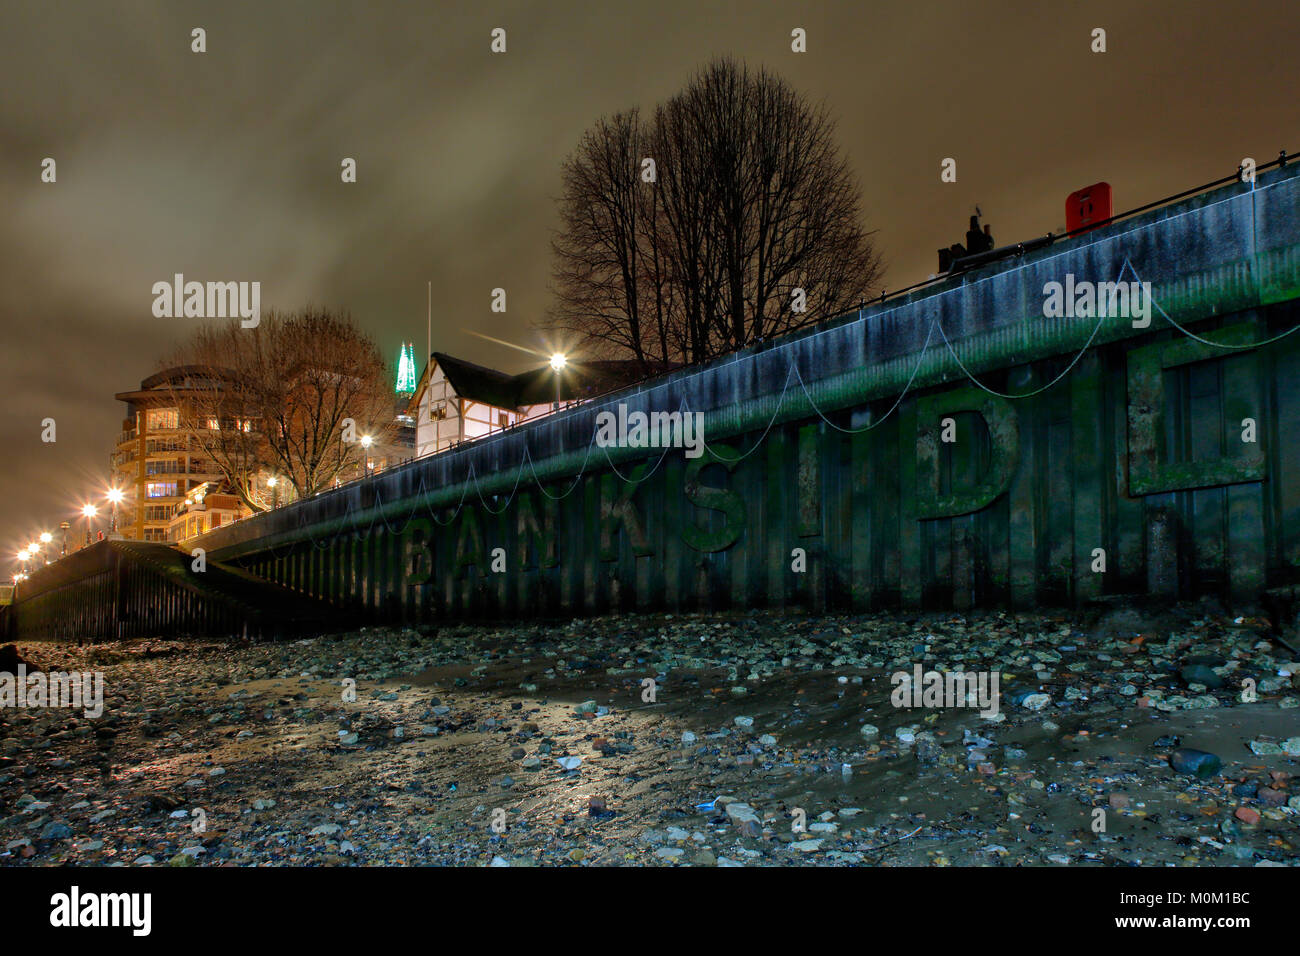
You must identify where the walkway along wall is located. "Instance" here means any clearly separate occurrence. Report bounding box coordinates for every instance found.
[3,541,346,641]
[193,163,1300,623]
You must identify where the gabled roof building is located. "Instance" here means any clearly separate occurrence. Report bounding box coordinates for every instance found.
[408,352,655,459]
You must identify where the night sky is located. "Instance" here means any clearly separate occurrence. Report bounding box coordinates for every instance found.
[2,0,1296,559]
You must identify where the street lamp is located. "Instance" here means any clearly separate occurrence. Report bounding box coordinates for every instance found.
[549,353,567,413]
[59,521,70,558]
[106,488,124,537]
[81,503,97,546]
[359,435,374,476]
[39,531,52,564]
[267,474,279,508]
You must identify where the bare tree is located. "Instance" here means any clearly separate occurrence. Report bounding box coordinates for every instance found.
[162,307,396,510]
[549,109,676,367]
[652,87,721,364]
[256,308,396,499]
[548,57,882,371]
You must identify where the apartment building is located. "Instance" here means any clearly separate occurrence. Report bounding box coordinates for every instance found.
[111,367,238,541]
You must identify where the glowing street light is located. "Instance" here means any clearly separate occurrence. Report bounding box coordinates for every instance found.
[106,487,125,536]
[550,352,567,412]
[267,474,279,508]
[357,435,376,475]
[81,503,98,546]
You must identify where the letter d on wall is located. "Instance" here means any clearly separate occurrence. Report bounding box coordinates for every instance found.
[914,387,1019,519]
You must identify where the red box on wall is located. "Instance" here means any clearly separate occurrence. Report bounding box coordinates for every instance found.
[1066,182,1113,235]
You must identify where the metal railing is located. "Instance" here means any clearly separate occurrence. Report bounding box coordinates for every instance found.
[170,148,1300,527]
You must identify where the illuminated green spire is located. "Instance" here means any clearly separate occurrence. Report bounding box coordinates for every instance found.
[396,342,417,394]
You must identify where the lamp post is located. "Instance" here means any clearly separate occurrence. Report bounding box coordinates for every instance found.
[81,503,97,547]
[267,475,279,508]
[59,521,70,558]
[550,353,567,413]
[106,488,124,538]
[360,435,373,477]
[39,531,52,563]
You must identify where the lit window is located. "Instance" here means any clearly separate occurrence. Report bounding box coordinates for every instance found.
[148,409,179,430]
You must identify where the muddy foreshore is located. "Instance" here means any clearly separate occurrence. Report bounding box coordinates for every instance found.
[2,603,1298,867]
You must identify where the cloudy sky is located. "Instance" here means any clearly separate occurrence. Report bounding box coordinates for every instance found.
[1,0,1296,557]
